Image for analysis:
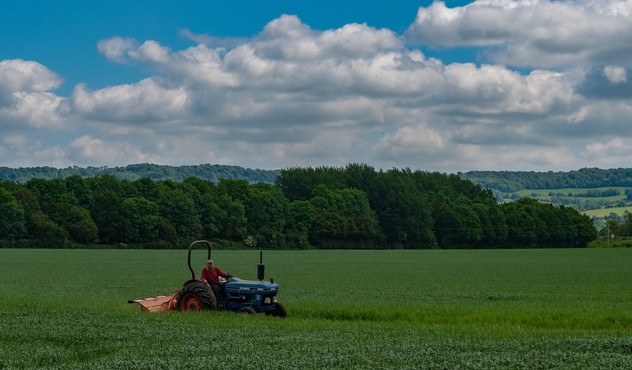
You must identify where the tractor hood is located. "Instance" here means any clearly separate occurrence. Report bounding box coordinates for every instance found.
[225,277,279,293]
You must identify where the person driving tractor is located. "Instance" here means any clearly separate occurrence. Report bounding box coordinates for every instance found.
[200,259,231,298]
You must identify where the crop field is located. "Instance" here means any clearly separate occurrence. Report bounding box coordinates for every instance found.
[1,247,632,369]
[517,187,632,199]
[515,187,632,217]
[584,206,632,218]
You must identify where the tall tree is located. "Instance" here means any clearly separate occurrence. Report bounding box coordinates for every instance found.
[285,200,315,249]
[120,197,161,242]
[157,187,201,239]
[309,185,382,248]
[247,183,290,249]
[0,188,26,240]
[91,189,125,244]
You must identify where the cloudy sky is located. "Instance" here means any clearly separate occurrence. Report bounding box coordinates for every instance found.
[2,0,632,172]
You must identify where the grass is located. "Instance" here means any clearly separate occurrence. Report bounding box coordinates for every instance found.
[1,248,632,369]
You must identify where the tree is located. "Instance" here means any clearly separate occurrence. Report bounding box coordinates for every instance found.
[25,178,96,244]
[0,188,26,240]
[370,171,433,248]
[285,200,315,249]
[51,204,98,244]
[247,183,290,249]
[472,202,507,248]
[217,194,247,241]
[157,187,201,239]
[26,178,76,211]
[91,189,125,244]
[28,210,67,247]
[501,199,538,247]
[309,185,382,248]
[120,197,161,242]
[218,179,251,205]
[562,206,597,247]
[604,219,621,238]
[432,196,483,248]
[65,175,93,209]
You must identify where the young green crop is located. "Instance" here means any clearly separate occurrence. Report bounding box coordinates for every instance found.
[1,248,631,369]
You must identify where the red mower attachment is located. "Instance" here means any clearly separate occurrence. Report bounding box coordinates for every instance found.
[128,291,178,312]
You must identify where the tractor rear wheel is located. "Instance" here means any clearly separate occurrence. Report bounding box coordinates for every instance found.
[265,302,287,318]
[175,280,217,311]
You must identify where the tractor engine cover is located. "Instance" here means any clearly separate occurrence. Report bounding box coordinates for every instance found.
[223,278,280,311]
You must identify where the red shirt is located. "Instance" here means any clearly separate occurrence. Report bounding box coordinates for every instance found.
[200,266,229,285]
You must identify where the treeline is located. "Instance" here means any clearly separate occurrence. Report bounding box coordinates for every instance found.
[0,163,279,183]
[0,164,596,249]
[8,164,632,194]
[459,167,632,192]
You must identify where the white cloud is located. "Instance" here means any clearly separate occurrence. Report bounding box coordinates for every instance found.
[0,59,67,129]
[97,37,137,63]
[67,135,161,165]
[603,65,628,84]
[129,40,171,64]
[71,79,188,122]
[406,0,632,68]
[0,59,62,95]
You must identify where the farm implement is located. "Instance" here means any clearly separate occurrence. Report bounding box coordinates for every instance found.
[128,240,287,317]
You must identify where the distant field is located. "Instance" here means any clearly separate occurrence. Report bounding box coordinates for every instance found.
[584,206,632,217]
[515,187,632,217]
[517,186,630,200]
[1,248,632,369]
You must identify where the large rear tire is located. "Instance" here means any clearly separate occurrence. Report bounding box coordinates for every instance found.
[175,280,217,311]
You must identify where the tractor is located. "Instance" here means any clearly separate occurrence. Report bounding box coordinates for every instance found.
[128,240,287,318]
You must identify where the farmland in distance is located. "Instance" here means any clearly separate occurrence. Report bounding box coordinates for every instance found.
[1,248,631,369]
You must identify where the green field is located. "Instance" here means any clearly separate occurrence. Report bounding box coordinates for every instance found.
[1,248,632,369]
[517,187,631,199]
[514,187,632,218]
[584,206,632,218]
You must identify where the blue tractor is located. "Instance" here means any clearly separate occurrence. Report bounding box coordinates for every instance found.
[129,240,286,317]
[174,240,287,317]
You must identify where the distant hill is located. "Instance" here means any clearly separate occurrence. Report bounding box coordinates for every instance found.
[5,164,632,192]
[459,168,632,192]
[0,163,280,183]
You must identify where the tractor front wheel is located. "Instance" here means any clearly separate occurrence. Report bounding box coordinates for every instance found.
[239,306,256,315]
[265,302,287,318]
[175,280,217,312]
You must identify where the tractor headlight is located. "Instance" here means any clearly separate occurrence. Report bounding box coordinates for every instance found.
[264,297,272,305]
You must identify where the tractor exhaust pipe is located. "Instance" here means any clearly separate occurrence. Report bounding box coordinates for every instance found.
[257,250,265,281]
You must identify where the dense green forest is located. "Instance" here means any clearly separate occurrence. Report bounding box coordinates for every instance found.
[459,167,632,192]
[0,164,596,249]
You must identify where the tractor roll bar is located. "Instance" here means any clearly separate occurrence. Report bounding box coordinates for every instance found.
[187,240,212,280]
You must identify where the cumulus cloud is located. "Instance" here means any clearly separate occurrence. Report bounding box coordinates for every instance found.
[603,65,628,84]
[0,59,62,94]
[71,79,188,123]
[406,0,632,68]
[0,59,67,128]
[97,37,138,63]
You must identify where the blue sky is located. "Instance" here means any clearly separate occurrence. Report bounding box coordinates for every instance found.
[2,0,632,172]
